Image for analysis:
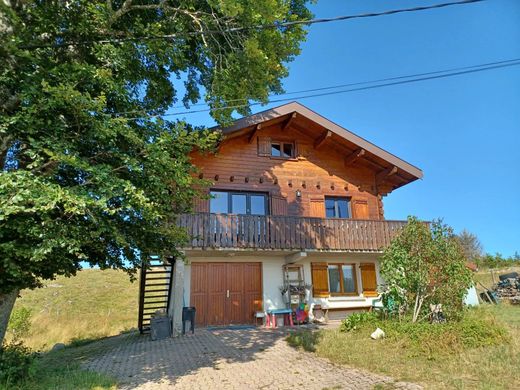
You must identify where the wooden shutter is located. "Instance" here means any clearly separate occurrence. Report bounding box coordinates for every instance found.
[352,199,369,219]
[311,262,329,298]
[193,197,209,213]
[257,136,271,157]
[309,197,325,218]
[193,190,209,212]
[360,263,378,297]
[271,195,288,216]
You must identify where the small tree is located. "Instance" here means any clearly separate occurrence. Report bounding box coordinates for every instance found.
[380,217,473,322]
[457,229,483,262]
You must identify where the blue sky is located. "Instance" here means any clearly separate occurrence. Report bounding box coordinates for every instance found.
[171,0,520,256]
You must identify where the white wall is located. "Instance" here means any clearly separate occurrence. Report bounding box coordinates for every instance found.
[183,251,382,312]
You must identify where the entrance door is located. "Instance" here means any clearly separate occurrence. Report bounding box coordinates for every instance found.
[190,262,262,326]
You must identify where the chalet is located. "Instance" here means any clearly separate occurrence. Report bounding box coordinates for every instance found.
[138,102,423,332]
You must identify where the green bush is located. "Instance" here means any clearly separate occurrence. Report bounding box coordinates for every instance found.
[339,312,378,332]
[7,307,32,341]
[0,342,36,385]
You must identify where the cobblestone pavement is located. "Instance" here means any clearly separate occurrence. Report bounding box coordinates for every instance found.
[82,327,422,390]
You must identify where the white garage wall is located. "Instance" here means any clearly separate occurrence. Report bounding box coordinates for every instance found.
[182,251,382,312]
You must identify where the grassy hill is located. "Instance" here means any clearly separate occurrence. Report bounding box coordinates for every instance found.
[7,269,139,351]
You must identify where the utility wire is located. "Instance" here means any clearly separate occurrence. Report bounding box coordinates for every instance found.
[156,57,520,112]
[129,59,520,119]
[20,0,485,49]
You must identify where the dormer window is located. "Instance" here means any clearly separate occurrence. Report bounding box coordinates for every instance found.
[271,141,294,158]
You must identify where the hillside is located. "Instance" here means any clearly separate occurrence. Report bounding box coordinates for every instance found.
[7,269,139,351]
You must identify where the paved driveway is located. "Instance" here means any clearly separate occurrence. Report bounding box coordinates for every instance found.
[83,327,420,389]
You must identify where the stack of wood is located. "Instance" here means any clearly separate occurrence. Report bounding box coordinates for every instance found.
[493,272,520,305]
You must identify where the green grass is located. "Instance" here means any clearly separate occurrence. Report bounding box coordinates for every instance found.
[7,269,139,351]
[0,347,117,390]
[287,305,520,389]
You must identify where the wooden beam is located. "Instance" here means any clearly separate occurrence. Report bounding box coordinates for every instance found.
[376,166,398,184]
[282,112,297,131]
[248,124,262,144]
[314,130,332,150]
[344,148,365,166]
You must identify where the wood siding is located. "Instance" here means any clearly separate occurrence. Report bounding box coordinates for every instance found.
[177,213,407,252]
[191,123,383,219]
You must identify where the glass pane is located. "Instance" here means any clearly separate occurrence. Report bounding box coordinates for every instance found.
[210,191,228,214]
[282,143,293,158]
[271,143,281,157]
[231,194,247,214]
[250,195,266,215]
[328,265,341,293]
[325,198,336,218]
[337,199,349,218]
[342,265,356,293]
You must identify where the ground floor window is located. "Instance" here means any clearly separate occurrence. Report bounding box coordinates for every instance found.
[312,262,377,297]
[327,264,357,295]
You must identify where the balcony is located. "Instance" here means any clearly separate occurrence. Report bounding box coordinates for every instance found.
[177,213,407,252]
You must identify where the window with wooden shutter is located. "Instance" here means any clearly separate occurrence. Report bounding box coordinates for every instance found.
[311,262,329,298]
[257,136,271,157]
[360,263,378,297]
[270,195,288,216]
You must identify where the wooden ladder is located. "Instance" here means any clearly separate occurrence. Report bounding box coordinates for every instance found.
[138,257,174,334]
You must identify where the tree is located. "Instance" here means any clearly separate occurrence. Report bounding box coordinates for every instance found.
[380,217,473,322]
[456,229,483,262]
[0,0,312,343]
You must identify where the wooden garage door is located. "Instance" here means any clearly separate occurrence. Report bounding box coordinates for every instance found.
[190,262,262,326]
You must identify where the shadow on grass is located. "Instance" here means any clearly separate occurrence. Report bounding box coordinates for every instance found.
[286,329,323,352]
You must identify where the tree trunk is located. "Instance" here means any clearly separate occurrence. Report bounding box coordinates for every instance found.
[0,289,19,346]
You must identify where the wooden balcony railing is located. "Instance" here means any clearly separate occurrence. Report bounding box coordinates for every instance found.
[177,213,408,252]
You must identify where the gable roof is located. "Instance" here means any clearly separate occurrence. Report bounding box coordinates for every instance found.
[216,102,423,193]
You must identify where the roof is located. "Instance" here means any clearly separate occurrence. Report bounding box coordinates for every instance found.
[216,102,423,193]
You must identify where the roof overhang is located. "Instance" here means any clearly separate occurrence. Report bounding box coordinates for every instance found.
[214,102,423,193]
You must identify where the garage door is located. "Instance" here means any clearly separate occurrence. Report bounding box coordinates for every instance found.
[190,262,263,326]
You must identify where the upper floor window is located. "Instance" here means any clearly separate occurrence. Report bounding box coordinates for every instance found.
[325,197,350,218]
[210,191,268,215]
[271,141,294,158]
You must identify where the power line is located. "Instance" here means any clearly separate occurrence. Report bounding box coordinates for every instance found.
[156,57,520,112]
[134,59,519,119]
[20,0,485,49]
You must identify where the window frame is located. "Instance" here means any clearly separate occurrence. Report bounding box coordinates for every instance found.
[270,140,295,159]
[325,196,352,219]
[209,190,269,216]
[327,263,358,296]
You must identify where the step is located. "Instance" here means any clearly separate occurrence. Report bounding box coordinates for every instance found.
[142,299,168,305]
[143,288,169,293]
[145,283,170,287]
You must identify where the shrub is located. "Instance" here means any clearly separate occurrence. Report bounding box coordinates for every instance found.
[7,307,32,341]
[340,312,378,332]
[381,217,473,322]
[0,341,36,385]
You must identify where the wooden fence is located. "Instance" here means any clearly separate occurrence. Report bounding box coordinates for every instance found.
[177,213,408,252]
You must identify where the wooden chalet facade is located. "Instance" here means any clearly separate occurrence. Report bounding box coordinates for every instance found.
[177,102,422,326]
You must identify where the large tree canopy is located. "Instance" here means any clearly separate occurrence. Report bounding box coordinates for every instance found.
[0,0,311,310]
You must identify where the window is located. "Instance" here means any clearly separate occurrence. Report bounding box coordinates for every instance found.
[327,263,357,295]
[210,191,268,215]
[271,141,294,158]
[325,197,350,218]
